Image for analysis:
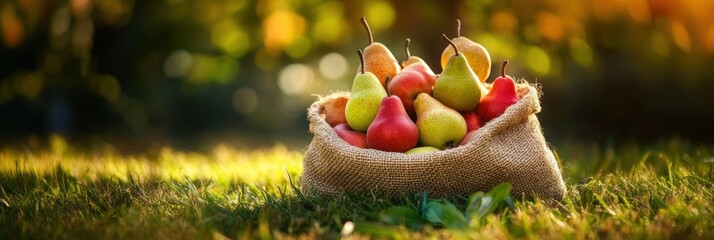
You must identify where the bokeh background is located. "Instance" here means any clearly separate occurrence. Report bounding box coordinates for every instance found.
[1,0,713,152]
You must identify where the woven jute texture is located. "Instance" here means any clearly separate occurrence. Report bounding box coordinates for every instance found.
[302,83,567,201]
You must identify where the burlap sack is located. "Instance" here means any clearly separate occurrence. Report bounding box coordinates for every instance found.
[302,83,567,201]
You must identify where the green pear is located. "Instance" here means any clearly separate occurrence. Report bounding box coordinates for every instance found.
[405,146,441,154]
[414,93,467,149]
[433,34,485,112]
[440,19,492,83]
[346,50,388,132]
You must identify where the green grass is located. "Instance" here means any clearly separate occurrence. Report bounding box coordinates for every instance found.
[1,137,713,239]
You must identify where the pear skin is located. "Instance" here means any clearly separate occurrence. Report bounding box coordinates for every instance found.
[461,111,483,132]
[440,20,492,82]
[405,146,440,154]
[433,34,484,112]
[358,17,400,88]
[402,56,427,67]
[414,93,467,149]
[346,50,388,132]
[366,96,419,152]
[476,60,519,122]
[333,123,368,148]
[321,95,349,127]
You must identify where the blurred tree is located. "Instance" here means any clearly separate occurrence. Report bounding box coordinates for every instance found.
[0,0,713,150]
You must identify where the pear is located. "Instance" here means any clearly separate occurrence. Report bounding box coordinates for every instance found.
[433,34,484,112]
[440,19,492,82]
[333,123,368,148]
[476,60,520,122]
[401,38,427,68]
[321,95,349,127]
[357,17,401,88]
[366,96,419,152]
[405,146,440,154]
[414,93,467,149]
[346,50,388,132]
[461,111,483,132]
[400,38,437,85]
[459,130,478,146]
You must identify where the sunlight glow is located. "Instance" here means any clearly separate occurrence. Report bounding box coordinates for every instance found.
[569,38,594,67]
[490,11,518,35]
[523,46,551,76]
[262,10,306,53]
[51,8,71,36]
[311,1,347,44]
[212,19,250,57]
[319,53,348,81]
[0,144,303,185]
[536,12,564,42]
[478,33,517,60]
[285,36,312,58]
[364,1,395,32]
[670,21,692,52]
[705,25,714,53]
[650,31,671,57]
[164,50,193,78]
[2,4,25,48]
[278,63,314,96]
[627,0,651,24]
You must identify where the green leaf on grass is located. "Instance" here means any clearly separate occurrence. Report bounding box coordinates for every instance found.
[440,201,468,229]
[380,206,426,230]
[466,183,513,219]
[423,201,444,225]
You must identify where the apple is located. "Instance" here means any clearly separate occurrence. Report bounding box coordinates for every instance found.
[461,111,483,132]
[459,130,478,146]
[387,64,436,119]
[333,123,368,148]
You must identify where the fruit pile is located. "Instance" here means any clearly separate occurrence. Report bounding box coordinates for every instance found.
[323,18,520,154]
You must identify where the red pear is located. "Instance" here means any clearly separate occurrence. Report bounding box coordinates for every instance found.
[322,95,348,127]
[366,96,419,152]
[461,111,483,132]
[333,123,368,148]
[476,60,519,122]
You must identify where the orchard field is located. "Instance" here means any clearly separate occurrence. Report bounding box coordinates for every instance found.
[1,137,712,239]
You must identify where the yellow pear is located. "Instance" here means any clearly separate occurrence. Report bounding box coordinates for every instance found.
[414,93,467,149]
[357,17,401,88]
[401,38,428,67]
[440,19,491,83]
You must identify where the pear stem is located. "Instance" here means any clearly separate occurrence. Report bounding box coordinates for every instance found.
[456,19,461,37]
[442,34,459,56]
[358,49,365,74]
[385,75,391,95]
[360,17,374,44]
[501,60,509,77]
[404,38,411,59]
